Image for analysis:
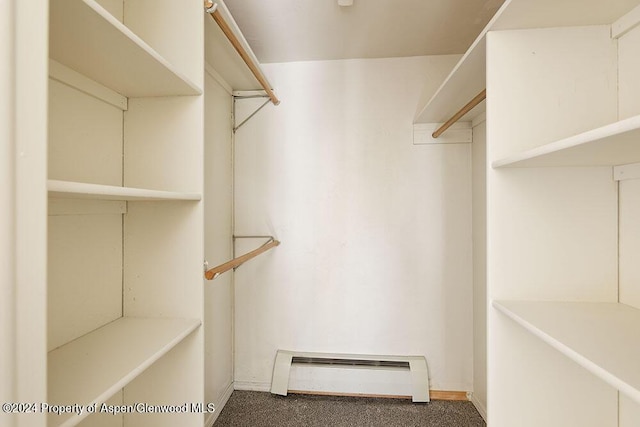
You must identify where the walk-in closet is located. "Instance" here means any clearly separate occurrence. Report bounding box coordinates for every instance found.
[2,1,640,426]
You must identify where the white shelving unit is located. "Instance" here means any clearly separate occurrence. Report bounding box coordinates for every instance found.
[413,0,640,422]
[493,301,640,404]
[43,0,205,426]
[481,1,640,426]
[48,318,201,427]
[414,0,639,124]
[0,1,278,425]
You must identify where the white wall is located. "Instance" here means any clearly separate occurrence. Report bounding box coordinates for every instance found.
[48,80,124,350]
[471,119,487,419]
[619,24,640,310]
[0,0,14,413]
[618,22,640,427]
[233,55,474,393]
[618,22,640,121]
[204,70,234,425]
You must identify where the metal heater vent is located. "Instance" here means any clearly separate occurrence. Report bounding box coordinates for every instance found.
[291,356,410,369]
[271,350,430,402]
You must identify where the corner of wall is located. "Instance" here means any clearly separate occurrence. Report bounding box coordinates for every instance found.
[205,381,234,427]
[469,392,488,422]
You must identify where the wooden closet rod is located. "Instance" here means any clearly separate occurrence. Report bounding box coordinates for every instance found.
[432,89,486,138]
[205,238,280,280]
[205,0,280,105]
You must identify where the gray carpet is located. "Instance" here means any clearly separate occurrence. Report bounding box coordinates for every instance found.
[214,391,486,427]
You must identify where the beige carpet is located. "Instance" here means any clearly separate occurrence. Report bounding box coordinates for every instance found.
[214,391,486,427]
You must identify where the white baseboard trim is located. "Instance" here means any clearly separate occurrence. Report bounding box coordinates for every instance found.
[469,393,487,422]
[233,380,271,392]
[205,381,234,427]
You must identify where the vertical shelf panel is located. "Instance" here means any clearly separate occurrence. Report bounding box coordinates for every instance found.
[48,214,122,350]
[48,78,123,186]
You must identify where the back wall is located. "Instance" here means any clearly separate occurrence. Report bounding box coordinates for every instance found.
[233,55,472,393]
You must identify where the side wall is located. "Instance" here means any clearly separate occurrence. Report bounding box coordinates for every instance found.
[471,119,487,419]
[204,69,234,425]
[618,21,640,427]
[233,55,475,394]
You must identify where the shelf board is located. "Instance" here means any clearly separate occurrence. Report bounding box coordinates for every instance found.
[492,114,640,168]
[48,317,200,427]
[205,4,263,92]
[49,0,201,97]
[414,0,639,124]
[48,180,201,201]
[493,300,640,404]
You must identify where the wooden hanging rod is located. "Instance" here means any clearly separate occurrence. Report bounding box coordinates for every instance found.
[205,238,280,280]
[432,89,486,138]
[205,0,280,105]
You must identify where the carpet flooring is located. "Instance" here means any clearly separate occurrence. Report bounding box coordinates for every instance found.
[214,391,486,427]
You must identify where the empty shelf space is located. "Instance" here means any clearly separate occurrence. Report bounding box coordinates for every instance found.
[414,0,638,124]
[492,114,640,167]
[48,317,200,427]
[493,300,640,404]
[48,180,201,201]
[49,0,201,97]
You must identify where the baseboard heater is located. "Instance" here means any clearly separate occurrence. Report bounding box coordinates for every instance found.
[270,350,430,402]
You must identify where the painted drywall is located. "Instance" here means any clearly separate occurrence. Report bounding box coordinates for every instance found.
[618,23,640,310]
[47,80,123,350]
[618,23,640,426]
[233,55,473,393]
[619,23,640,120]
[620,179,640,310]
[620,394,640,427]
[94,0,123,22]
[0,0,12,407]
[204,69,234,424]
[471,119,487,419]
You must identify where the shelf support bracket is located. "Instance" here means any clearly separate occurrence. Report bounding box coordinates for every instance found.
[233,98,271,133]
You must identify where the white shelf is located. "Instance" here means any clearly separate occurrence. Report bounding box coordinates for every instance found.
[48,180,201,201]
[49,0,201,97]
[413,13,488,124]
[48,317,201,427]
[205,2,263,92]
[493,300,640,404]
[414,0,639,124]
[492,114,640,168]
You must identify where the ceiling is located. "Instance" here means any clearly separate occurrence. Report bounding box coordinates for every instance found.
[223,0,507,63]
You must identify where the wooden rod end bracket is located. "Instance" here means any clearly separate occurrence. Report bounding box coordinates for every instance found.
[204,0,216,12]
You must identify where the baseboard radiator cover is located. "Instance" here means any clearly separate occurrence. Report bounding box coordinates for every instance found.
[270,350,430,402]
